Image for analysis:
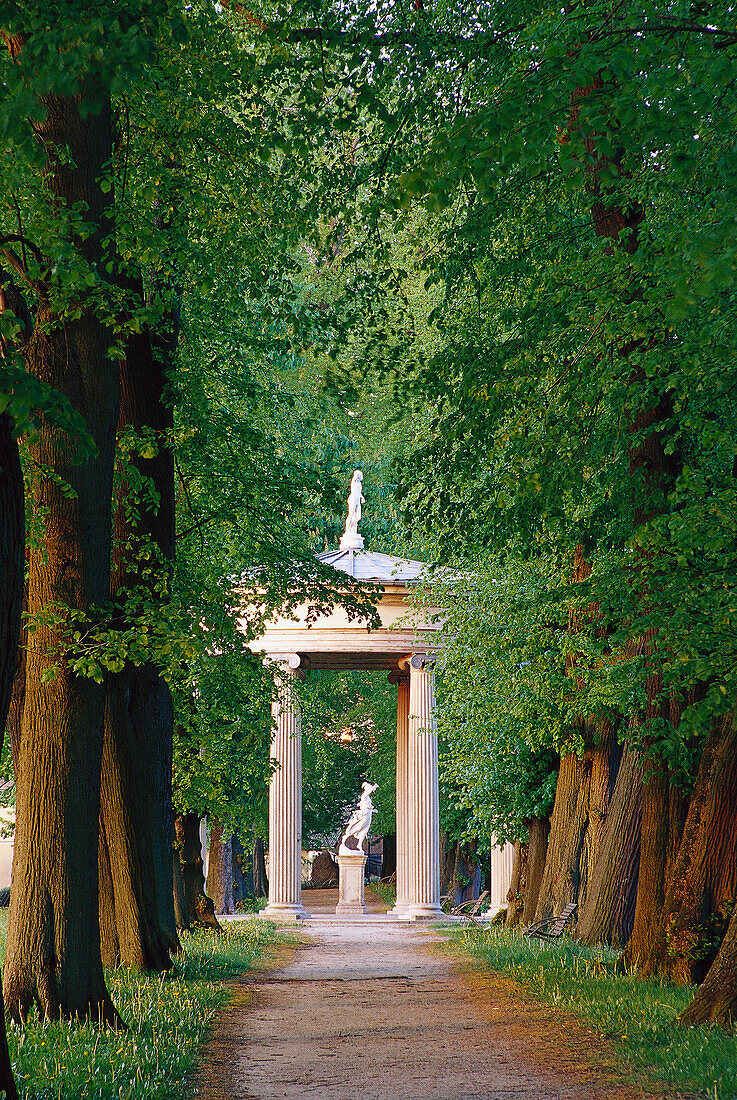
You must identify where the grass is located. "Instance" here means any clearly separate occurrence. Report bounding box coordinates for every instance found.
[449,923,737,1100]
[367,881,396,910]
[0,911,278,1100]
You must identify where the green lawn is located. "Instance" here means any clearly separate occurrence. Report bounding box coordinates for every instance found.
[0,912,277,1100]
[449,924,737,1100]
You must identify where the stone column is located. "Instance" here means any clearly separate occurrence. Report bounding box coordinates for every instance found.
[404,654,443,920]
[488,835,515,914]
[389,674,410,916]
[261,656,307,920]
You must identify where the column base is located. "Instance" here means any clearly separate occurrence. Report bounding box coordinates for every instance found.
[398,904,445,921]
[260,903,308,921]
[388,901,410,917]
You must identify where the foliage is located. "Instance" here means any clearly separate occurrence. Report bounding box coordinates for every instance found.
[349,2,737,815]
[451,926,737,1100]
[0,912,277,1100]
[299,670,396,845]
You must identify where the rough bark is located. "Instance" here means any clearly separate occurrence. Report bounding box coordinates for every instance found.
[0,410,24,1096]
[506,842,524,926]
[99,668,173,971]
[440,838,482,907]
[680,903,737,1028]
[534,730,620,928]
[252,835,269,899]
[6,623,25,772]
[175,813,222,931]
[522,817,549,926]
[538,540,620,927]
[656,713,737,983]
[576,741,643,946]
[232,836,253,905]
[3,90,122,1025]
[98,273,179,970]
[623,699,689,973]
[207,822,236,916]
[98,821,120,966]
[172,825,190,931]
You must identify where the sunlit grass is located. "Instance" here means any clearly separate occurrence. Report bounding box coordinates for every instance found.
[0,910,277,1099]
[450,924,737,1100]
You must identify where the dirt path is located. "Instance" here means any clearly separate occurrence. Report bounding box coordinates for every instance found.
[198,918,655,1100]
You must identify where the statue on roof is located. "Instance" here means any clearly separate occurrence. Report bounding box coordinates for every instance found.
[339,469,365,550]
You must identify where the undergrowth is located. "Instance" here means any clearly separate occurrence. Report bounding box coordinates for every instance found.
[450,924,737,1100]
[367,881,396,910]
[0,912,277,1100]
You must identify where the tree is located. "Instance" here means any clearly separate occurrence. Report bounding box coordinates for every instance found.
[1,11,123,1020]
[0,279,28,1097]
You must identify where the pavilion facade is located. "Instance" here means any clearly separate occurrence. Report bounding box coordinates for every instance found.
[242,545,445,920]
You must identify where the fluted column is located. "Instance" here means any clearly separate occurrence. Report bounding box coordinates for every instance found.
[404,654,443,920]
[261,657,306,920]
[489,835,515,913]
[389,675,410,916]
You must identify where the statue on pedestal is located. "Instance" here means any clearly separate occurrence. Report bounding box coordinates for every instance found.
[339,781,377,856]
[336,782,378,916]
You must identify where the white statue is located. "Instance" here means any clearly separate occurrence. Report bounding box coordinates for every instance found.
[339,781,378,856]
[339,469,365,550]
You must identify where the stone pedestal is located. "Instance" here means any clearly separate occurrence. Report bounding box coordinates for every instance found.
[336,851,367,915]
[261,660,307,921]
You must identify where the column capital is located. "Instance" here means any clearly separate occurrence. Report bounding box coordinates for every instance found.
[266,653,310,672]
[398,653,435,672]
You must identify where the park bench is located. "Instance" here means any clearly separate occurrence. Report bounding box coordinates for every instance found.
[523,901,577,940]
[450,889,490,919]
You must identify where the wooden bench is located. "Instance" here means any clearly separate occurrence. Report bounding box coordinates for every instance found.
[523,901,577,940]
[451,889,490,918]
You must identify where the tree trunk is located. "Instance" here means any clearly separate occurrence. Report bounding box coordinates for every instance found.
[679,904,737,1029]
[98,820,120,966]
[6,609,25,773]
[439,831,455,899]
[522,817,549,925]
[175,813,222,931]
[534,752,590,924]
[172,824,190,931]
[440,837,481,907]
[381,833,397,880]
[232,836,252,905]
[623,719,688,975]
[253,835,268,899]
[3,90,122,1025]
[656,712,737,983]
[506,842,524,926]
[98,273,179,970]
[0,411,24,1097]
[576,741,643,947]
[99,669,173,971]
[207,822,236,916]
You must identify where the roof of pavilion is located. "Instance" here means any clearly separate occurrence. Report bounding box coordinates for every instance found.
[243,548,441,672]
[241,472,444,671]
[315,549,428,585]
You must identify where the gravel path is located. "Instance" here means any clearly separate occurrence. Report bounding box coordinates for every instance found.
[199,916,646,1100]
